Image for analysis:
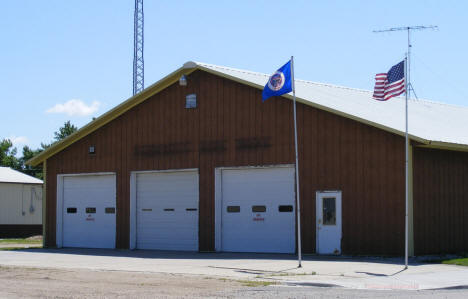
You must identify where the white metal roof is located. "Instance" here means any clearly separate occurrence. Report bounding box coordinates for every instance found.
[191,62,468,147]
[0,167,43,184]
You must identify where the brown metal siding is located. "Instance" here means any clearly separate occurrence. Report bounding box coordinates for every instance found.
[413,147,468,255]
[46,70,406,254]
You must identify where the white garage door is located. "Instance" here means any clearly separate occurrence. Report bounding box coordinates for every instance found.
[136,171,199,251]
[221,167,296,253]
[62,174,116,248]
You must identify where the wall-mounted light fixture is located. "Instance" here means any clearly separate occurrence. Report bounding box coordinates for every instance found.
[89,146,95,154]
[179,75,187,86]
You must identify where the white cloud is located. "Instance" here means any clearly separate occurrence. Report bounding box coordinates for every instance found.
[9,136,28,145]
[46,99,100,117]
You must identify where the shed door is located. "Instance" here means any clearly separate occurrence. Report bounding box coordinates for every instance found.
[221,167,295,253]
[316,191,342,254]
[62,174,116,248]
[136,171,199,251]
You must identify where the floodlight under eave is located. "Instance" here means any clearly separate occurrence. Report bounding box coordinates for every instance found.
[179,75,187,86]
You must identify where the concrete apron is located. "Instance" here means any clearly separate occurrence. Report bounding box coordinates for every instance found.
[1,249,467,291]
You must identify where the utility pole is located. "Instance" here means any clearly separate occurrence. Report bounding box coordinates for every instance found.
[133,0,144,95]
[373,25,438,270]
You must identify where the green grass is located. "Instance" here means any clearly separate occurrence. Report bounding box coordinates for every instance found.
[0,247,42,251]
[236,280,277,287]
[442,258,468,266]
[0,238,42,244]
[217,278,277,287]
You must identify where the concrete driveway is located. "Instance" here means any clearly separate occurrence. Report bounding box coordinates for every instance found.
[1,248,467,290]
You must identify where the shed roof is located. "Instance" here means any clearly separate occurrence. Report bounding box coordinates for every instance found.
[0,167,43,184]
[27,61,468,166]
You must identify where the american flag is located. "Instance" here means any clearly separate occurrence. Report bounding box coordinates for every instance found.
[373,60,406,101]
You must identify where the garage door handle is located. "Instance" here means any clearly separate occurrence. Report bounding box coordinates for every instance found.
[186,208,197,211]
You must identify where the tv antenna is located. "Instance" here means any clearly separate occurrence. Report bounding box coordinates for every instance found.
[373,25,438,98]
[133,0,144,95]
[373,25,438,271]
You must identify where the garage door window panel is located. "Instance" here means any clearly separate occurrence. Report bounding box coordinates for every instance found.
[86,207,96,214]
[66,207,77,214]
[252,205,266,213]
[278,205,293,212]
[105,207,115,214]
[226,206,240,213]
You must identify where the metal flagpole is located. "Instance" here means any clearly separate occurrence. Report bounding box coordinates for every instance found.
[404,27,411,270]
[291,56,302,268]
[404,52,409,270]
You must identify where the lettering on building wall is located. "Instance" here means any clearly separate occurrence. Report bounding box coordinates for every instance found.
[134,136,273,157]
[236,136,272,150]
[135,142,192,156]
[199,140,227,152]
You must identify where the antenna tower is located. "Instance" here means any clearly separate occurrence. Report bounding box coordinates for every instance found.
[133,0,144,95]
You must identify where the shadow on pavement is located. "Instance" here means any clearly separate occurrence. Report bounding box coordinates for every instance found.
[355,268,407,277]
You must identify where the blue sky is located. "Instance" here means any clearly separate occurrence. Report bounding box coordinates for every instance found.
[1,0,467,151]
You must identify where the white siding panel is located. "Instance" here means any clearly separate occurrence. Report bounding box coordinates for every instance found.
[0,183,42,225]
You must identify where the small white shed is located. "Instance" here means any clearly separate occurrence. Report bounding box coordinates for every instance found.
[0,167,43,238]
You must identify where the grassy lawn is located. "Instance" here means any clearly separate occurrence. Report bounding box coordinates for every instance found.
[442,258,468,266]
[0,247,42,251]
[0,238,42,245]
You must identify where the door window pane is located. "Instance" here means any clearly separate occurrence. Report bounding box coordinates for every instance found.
[322,197,336,225]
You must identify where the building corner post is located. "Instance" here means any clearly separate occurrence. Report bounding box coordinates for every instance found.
[42,160,47,248]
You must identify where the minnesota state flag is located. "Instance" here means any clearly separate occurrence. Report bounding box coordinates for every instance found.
[262,60,293,101]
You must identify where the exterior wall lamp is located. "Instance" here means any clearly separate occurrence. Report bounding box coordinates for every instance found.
[179,75,187,86]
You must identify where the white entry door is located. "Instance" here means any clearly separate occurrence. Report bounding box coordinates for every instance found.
[135,170,199,251]
[316,191,342,254]
[220,167,295,253]
[61,174,116,248]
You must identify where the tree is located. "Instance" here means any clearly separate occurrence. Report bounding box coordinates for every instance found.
[54,120,78,142]
[41,120,79,149]
[1,121,79,179]
[19,145,43,179]
[0,139,21,170]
